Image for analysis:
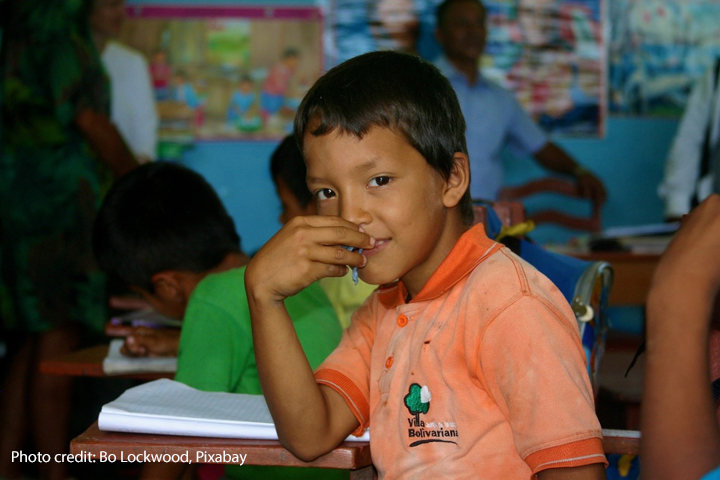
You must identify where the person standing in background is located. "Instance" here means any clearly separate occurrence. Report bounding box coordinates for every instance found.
[433,0,606,203]
[659,60,720,221]
[90,0,158,162]
[0,0,137,477]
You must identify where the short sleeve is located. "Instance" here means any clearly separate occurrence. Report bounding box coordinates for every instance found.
[175,298,253,393]
[478,294,606,474]
[504,95,547,157]
[314,295,378,435]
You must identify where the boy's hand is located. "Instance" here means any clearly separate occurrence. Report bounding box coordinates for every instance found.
[121,327,180,357]
[651,194,720,303]
[246,215,374,304]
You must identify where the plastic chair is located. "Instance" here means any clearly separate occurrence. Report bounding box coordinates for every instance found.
[474,201,614,392]
[497,177,602,232]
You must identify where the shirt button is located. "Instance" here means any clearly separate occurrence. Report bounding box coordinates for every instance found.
[397,314,408,327]
[385,356,393,368]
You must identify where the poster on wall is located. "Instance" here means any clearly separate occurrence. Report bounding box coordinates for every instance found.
[326,0,605,137]
[120,5,323,141]
[609,0,720,117]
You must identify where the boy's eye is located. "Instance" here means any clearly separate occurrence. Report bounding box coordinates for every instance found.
[368,176,391,187]
[316,188,336,200]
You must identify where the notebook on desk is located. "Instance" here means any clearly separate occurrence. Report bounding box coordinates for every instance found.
[98,378,370,442]
[102,339,177,375]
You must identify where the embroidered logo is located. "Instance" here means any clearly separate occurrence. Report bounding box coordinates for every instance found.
[404,383,458,447]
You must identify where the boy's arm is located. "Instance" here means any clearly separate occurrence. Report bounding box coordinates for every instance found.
[75,108,138,177]
[641,194,720,479]
[245,216,374,461]
[537,464,606,479]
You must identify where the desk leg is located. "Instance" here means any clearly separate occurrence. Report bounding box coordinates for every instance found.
[349,465,376,480]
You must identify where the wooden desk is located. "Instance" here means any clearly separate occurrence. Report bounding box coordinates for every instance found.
[39,345,174,381]
[71,423,375,479]
[71,423,638,476]
[573,251,661,307]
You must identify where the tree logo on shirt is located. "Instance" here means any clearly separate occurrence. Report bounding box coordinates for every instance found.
[405,383,459,447]
[404,383,431,424]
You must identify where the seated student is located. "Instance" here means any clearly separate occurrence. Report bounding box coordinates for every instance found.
[93,162,345,480]
[641,194,720,480]
[245,51,607,478]
[270,135,376,329]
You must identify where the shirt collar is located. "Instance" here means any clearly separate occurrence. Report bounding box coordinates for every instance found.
[377,223,501,308]
[434,54,484,86]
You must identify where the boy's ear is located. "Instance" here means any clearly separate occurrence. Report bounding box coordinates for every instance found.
[150,271,187,304]
[442,152,471,209]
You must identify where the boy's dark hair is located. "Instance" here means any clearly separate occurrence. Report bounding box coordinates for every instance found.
[269,135,313,209]
[93,162,241,292]
[294,51,474,225]
[435,0,486,28]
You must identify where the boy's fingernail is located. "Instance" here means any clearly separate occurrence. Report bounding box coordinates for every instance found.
[369,237,376,247]
[362,255,368,267]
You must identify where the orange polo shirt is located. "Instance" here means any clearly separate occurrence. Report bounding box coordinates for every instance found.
[315,223,606,478]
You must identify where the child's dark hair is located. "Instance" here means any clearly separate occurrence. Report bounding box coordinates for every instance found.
[269,135,312,209]
[294,51,474,224]
[93,162,241,292]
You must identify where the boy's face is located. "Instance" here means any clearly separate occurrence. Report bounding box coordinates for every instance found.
[304,126,461,295]
[275,177,316,225]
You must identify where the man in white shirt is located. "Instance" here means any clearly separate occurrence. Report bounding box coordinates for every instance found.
[659,60,720,220]
[90,0,158,162]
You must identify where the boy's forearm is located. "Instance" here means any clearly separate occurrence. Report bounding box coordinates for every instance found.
[247,294,355,460]
[536,463,606,479]
[642,285,720,479]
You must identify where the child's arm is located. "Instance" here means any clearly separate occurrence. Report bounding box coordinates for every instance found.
[75,108,138,177]
[641,194,720,479]
[245,215,374,461]
[537,464,606,479]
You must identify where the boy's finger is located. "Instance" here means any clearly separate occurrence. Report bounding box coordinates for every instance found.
[300,216,375,248]
[307,225,375,250]
[309,245,367,268]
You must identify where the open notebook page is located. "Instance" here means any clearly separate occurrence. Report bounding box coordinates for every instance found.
[99,378,370,441]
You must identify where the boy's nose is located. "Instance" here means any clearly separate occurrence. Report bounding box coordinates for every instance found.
[339,196,372,227]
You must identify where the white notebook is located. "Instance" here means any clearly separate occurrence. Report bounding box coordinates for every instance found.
[99,378,370,442]
[102,339,177,375]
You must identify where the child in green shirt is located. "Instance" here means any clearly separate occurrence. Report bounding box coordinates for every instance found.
[93,162,344,480]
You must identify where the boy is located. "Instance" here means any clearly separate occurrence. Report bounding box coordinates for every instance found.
[245,51,607,478]
[93,162,344,480]
[270,135,376,328]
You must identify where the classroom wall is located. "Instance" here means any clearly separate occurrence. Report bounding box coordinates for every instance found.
[179,117,679,255]
[128,0,679,333]
[127,0,681,252]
